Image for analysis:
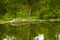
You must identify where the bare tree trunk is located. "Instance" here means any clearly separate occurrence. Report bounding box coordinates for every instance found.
[28,8,31,40]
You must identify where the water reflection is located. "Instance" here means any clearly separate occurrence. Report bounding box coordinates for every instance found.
[56,34,60,40]
[33,34,44,40]
[3,36,16,40]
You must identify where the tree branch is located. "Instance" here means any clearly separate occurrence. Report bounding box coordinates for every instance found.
[0,19,60,25]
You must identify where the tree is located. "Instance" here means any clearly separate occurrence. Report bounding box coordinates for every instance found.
[0,0,60,40]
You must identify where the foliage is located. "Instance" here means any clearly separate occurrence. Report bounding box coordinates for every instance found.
[0,0,60,40]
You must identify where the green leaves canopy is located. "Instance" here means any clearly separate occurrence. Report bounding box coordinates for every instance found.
[0,0,60,40]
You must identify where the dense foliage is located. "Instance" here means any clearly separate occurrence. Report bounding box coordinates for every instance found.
[0,0,60,40]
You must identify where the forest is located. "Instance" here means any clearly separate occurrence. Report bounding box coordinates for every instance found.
[0,0,60,40]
